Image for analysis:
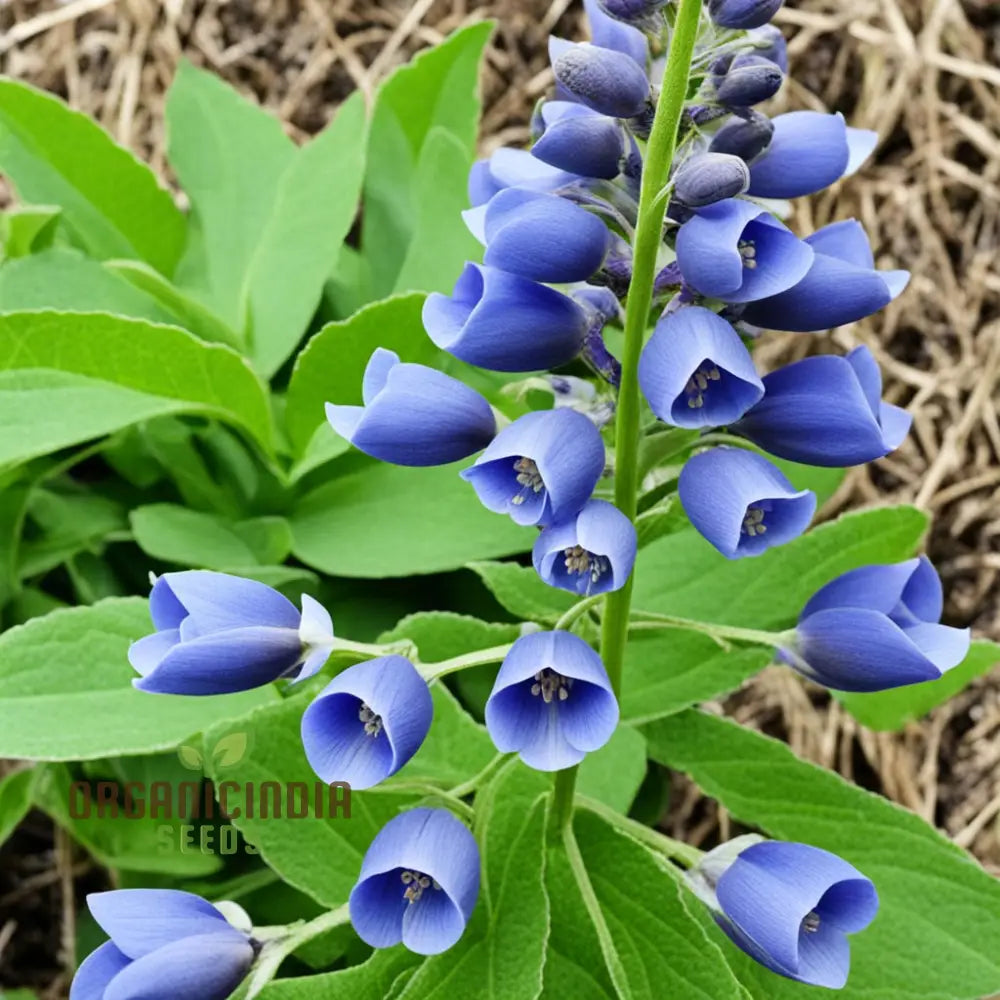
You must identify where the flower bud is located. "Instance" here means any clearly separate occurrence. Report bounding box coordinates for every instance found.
[673,153,750,208]
[709,110,775,163]
[714,54,784,108]
[748,23,788,71]
[595,0,668,27]
[532,101,625,180]
[708,0,784,29]
[553,42,651,119]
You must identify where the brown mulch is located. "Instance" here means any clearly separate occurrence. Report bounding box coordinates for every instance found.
[0,0,998,995]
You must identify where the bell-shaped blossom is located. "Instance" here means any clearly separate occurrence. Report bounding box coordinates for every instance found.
[70,890,255,1000]
[747,111,878,199]
[461,409,606,527]
[673,153,750,208]
[472,188,611,284]
[676,198,814,303]
[709,109,774,163]
[349,808,480,955]
[485,630,619,771]
[533,499,637,595]
[687,838,878,989]
[639,306,763,428]
[532,101,625,180]
[325,348,495,466]
[784,557,970,692]
[583,0,649,66]
[552,41,651,118]
[742,220,910,332]
[468,147,577,207]
[424,263,588,372]
[733,346,911,465]
[129,572,334,695]
[301,655,432,789]
[709,0,784,28]
[714,53,784,107]
[679,447,816,558]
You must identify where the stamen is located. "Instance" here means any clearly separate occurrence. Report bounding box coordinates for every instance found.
[511,457,545,506]
[563,545,611,591]
[684,364,722,409]
[741,505,767,537]
[738,239,758,270]
[400,868,442,904]
[358,702,384,737]
[530,668,573,704]
[802,911,821,934]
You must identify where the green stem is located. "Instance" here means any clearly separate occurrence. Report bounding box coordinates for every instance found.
[577,795,702,868]
[554,593,604,631]
[419,643,513,683]
[550,767,578,838]
[628,611,793,649]
[449,752,508,799]
[366,781,475,821]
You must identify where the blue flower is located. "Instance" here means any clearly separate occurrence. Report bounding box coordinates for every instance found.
[747,111,877,198]
[784,557,970,692]
[583,0,649,66]
[472,188,612,284]
[423,262,588,372]
[325,348,495,466]
[675,198,814,303]
[485,630,619,771]
[129,572,334,695]
[532,101,625,180]
[742,220,910,332]
[70,890,255,1000]
[552,41,651,118]
[638,306,764,428]
[301,655,432,789]
[461,409,606,527]
[533,498,637,595]
[468,148,578,207]
[679,447,816,558]
[713,54,784,108]
[688,838,878,989]
[673,153,750,208]
[589,0,668,31]
[349,808,480,955]
[709,109,774,162]
[733,346,911,466]
[708,0,784,29]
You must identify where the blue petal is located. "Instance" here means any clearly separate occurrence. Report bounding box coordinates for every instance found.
[361,347,400,405]
[677,198,761,297]
[903,622,970,673]
[898,555,943,622]
[879,401,912,452]
[794,918,852,989]
[486,682,586,771]
[128,629,180,677]
[747,112,851,198]
[583,0,649,66]
[732,216,814,303]
[149,576,187,630]
[844,128,878,176]
[801,560,920,619]
[468,159,501,207]
[301,692,395,788]
[533,103,624,179]
[488,147,579,192]
[462,459,549,526]
[806,220,874,269]
[558,681,619,753]
[491,630,614,691]
[401,882,469,955]
[160,571,300,632]
[70,941,131,1000]
[133,626,303,695]
[102,932,253,1000]
[638,305,763,428]
[349,871,407,948]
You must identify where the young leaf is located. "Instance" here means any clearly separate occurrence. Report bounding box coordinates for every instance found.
[0,204,61,259]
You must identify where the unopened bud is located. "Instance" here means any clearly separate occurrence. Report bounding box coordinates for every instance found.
[553,42,651,119]
[714,54,784,108]
[708,0,784,29]
[596,0,669,28]
[673,153,751,208]
[747,24,788,72]
[709,110,775,163]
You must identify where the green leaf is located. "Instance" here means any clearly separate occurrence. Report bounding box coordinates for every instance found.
[243,92,368,376]
[0,204,61,258]
[769,457,845,507]
[467,561,576,622]
[290,462,530,578]
[0,78,186,274]
[285,293,436,457]
[259,949,421,1000]
[363,22,493,297]
[838,639,1000,731]
[0,481,30,605]
[0,311,275,465]
[378,610,520,661]
[577,725,647,814]
[130,504,292,569]
[643,709,1000,1000]
[0,765,36,847]
[0,598,276,759]
[633,506,928,629]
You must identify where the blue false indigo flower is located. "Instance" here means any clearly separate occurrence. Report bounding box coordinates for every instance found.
[686,837,878,989]
[552,41,651,118]
[532,101,625,180]
[474,188,612,284]
[673,153,750,208]
[424,262,588,372]
[70,890,255,1000]
[679,447,816,558]
[533,499,637,595]
[129,572,334,695]
[783,557,970,692]
[325,348,495,466]
[350,808,480,955]
[460,408,605,527]
[747,111,878,198]
[592,0,668,30]
[676,198,814,303]
[708,0,784,29]
[733,345,912,466]
[638,306,764,428]
[713,54,784,108]
[582,0,649,66]
[748,24,788,71]
[709,109,774,163]
[742,219,909,332]
[468,147,577,207]
[485,630,619,771]
[300,655,432,789]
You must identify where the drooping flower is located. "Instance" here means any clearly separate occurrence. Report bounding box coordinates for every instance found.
[552,41,651,118]
[129,572,334,695]
[732,346,911,466]
[742,220,909,332]
[325,348,495,467]
[679,447,816,558]
[485,630,619,770]
[301,655,433,789]
[423,262,589,372]
[532,101,625,180]
[468,147,578,207]
[533,498,637,595]
[673,153,750,208]
[746,111,878,198]
[685,837,878,989]
[708,0,784,29]
[638,306,764,428]
[460,409,606,527]
[675,198,814,303]
[69,890,255,1000]
[782,557,970,692]
[349,808,480,955]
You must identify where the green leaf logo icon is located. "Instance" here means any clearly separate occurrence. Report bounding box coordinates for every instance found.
[213,732,249,769]
[177,745,203,770]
